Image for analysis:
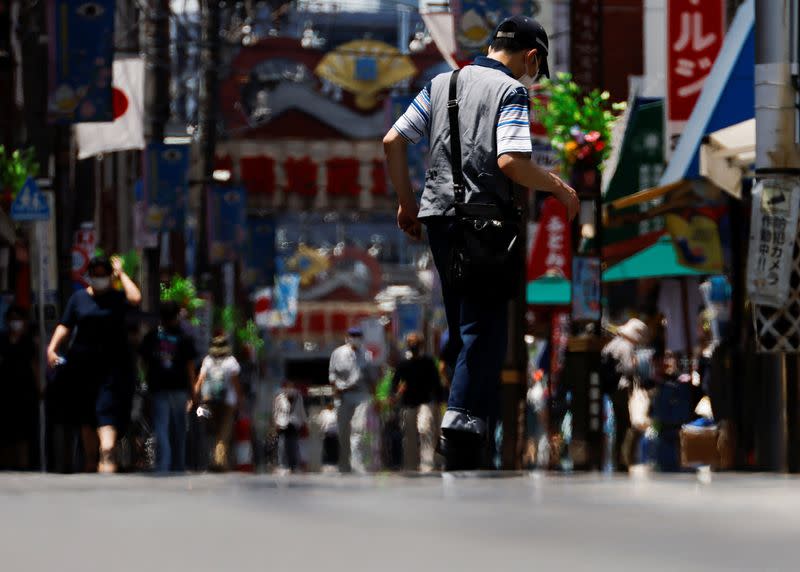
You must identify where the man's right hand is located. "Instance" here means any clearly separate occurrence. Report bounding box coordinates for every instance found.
[397,202,422,240]
[47,348,60,369]
[550,173,580,221]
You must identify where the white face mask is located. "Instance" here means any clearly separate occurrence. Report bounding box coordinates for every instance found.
[8,320,24,333]
[90,277,111,292]
[517,55,539,88]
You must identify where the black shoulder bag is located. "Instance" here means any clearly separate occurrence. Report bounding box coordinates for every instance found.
[446,69,522,300]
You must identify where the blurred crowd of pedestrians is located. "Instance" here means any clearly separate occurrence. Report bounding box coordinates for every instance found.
[1,255,724,476]
[0,254,454,475]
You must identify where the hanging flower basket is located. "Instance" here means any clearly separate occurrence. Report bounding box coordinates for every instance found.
[531,73,625,179]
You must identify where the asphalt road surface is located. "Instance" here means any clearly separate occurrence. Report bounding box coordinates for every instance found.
[2,471,799,571]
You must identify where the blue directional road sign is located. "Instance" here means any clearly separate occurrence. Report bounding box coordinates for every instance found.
[11,177,50,222]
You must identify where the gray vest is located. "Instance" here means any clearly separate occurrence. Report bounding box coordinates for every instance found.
[418,65,523,219]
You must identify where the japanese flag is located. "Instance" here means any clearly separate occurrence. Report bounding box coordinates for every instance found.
[74,58,145,159]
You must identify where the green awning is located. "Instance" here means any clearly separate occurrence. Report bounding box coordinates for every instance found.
[527,276,571,306]
[528,237,705,304]
[602,236,706,282]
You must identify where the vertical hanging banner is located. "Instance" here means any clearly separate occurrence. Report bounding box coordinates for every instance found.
[571,257,601,322]
[570,0,602,89]
[267,274,300,329]
[208,187,247,263]
[253,287,273,329]
[528,196,572,281]
[455,0,503,61]
[550,311,571,388]
[47,0,115,123]
[144,144,190,233]
[746,180,800,309]
[243,215,276,290]
[667,0,725,151]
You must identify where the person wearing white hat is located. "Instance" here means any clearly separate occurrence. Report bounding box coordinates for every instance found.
[601,318,650,471]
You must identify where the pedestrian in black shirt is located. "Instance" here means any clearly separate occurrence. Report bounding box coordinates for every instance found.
[0,306,38,470]
[140,301,198,473]
[46,255,141,473]
[392,333,442,472]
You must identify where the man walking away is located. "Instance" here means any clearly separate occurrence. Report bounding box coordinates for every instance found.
[392,332,442,472]
[329,327,374,473]
[140,301,198,473]
[383,16,578,470]
[273,381,307,473]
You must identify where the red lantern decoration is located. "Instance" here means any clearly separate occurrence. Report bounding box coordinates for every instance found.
[326,158,360,197]
[370,160,387,196]
[240,156,275,195]
[284,157,318,197]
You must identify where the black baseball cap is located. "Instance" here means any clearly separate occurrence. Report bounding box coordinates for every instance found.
[493,15,550,79]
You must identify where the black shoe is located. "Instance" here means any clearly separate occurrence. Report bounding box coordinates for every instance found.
[439,429,483,471]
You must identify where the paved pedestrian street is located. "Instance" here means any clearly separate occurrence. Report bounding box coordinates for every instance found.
[1,471,798,571]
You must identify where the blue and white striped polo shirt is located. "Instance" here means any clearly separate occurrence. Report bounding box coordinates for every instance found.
[393,56,533,157]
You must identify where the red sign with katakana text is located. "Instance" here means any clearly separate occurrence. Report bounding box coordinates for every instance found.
[667,0,725,144]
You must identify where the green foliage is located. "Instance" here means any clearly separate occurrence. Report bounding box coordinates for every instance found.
[375,367,394,402]
[160,275,205,324]
[92,248,138,277]
[0,146,40,196]
[237,319,264,355]
[217,304,241,335]
[531,72,626,175]
[119,250,140,278]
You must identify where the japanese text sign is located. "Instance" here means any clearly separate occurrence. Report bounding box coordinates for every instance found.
[667,0,725,146]
[746,180,800,308]
[529,196,572,281]
[570,0,602,90]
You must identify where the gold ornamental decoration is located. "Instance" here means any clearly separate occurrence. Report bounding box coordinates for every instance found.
[315,40,418,110]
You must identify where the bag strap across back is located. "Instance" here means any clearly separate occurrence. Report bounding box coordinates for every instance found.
[447,68,519,220]
[447,69,465,204]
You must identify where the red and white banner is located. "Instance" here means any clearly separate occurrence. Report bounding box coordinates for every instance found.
[253,287,273,329]
[528,196,572,282]
[75,58,145,159]
[667,0,725,151]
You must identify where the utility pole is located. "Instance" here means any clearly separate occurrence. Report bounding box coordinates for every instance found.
[194,0,221,283]
[753,0,800,471]
[501,204,529,470]
[0,0,14,149]
[143,0,171,311]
